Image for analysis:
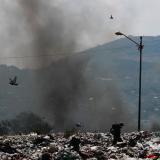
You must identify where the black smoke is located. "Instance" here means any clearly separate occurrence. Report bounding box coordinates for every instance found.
[34,56,136,131]
[37,56,89,131]
[17,0,136,131]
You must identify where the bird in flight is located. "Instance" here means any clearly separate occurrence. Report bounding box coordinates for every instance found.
[9,76,18,86]
[110,15,114,19]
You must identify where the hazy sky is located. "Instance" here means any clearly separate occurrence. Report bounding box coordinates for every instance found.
[0,0,159,67]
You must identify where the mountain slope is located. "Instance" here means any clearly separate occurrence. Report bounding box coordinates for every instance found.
[0,36,160,130]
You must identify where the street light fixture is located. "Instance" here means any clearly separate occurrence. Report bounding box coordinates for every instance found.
[115,32,144,132]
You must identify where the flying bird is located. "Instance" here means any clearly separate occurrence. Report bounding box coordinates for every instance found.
[9,76,18,86]
[110,15,113,19]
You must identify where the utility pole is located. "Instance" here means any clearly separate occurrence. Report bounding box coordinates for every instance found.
[138,36,143,131]
[115,32,144,131]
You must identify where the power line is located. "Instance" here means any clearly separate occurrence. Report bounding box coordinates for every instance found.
[0,51,88,60]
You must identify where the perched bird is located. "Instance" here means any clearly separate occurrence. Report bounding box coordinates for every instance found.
[9,76,18,86]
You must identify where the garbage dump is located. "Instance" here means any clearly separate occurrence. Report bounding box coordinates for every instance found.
[0,131,159,159]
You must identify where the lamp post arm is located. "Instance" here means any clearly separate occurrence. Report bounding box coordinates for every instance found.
[122,34,140,46]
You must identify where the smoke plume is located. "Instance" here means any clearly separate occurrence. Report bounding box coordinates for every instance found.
[16,0,137,131]
[0,0,138,68]
[0,0,141,131]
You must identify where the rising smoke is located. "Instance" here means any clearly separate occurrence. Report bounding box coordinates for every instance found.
[0,0,135,68]
[0,0,139,131]
[17,0,136,131]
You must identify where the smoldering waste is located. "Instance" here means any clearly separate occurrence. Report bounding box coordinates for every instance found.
[0,131,159,159]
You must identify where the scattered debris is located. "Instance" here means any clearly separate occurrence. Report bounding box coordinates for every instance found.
[0,132,158,159]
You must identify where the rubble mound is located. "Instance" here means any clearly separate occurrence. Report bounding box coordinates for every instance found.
[0,131,159,159]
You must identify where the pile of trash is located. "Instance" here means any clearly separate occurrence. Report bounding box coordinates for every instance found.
[0,131,159,159]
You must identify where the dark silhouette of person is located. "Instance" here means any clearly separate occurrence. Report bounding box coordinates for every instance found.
[110,123,124,145]
[41,152,51,160]
[69,136,81,152]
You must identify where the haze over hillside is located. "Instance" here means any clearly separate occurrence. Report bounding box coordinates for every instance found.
[1,36,160,131]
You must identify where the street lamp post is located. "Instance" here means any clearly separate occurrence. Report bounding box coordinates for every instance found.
[115,32,144,132]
